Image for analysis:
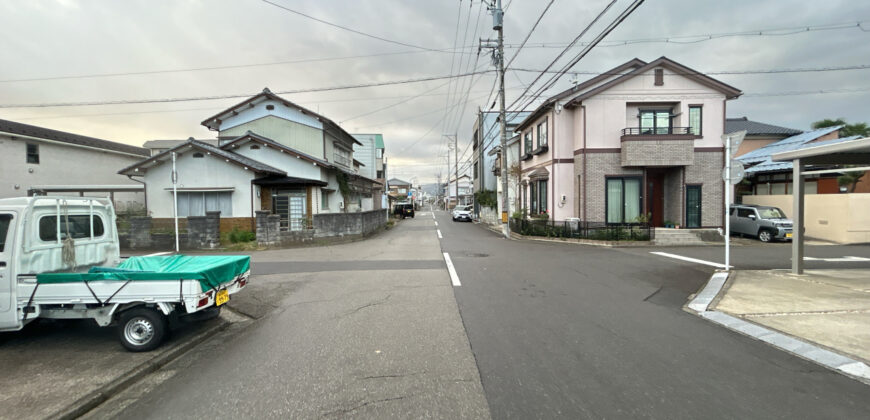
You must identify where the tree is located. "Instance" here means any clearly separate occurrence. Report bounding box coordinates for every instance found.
[838,170,865,193]
[811,118,870,138]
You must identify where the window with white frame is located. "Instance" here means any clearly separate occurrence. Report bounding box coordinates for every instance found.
[524,132,533,154]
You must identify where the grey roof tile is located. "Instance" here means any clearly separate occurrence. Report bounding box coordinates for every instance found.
[0,118,149,156]
[725,117,802,136]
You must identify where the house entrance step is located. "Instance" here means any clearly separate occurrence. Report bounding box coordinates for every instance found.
[653,228,708,246]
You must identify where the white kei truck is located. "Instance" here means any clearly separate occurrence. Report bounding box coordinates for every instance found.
[0,196,250,351]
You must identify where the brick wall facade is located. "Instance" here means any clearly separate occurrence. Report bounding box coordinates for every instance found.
[572,150,723,227]
[621,139,694,167]
[685,150,725,227]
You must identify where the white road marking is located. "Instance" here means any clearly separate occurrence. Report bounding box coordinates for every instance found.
[143,251,173,257]
[434,221,439,226]
[443,252,461,286]
[437,229,443,239]
[650,252,731,269]
[804,256,870,262]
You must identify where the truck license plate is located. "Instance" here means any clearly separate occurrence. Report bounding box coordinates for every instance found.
[215,289,229,306]
[786,233,793,238]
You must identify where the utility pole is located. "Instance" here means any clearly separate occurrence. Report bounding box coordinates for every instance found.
[481,0,509,238]
[454,134,459,206]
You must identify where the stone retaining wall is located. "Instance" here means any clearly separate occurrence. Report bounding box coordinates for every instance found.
[119,211,221,250]
[256,209,387,246]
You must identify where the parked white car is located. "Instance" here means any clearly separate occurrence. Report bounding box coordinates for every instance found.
[452,205,473,222]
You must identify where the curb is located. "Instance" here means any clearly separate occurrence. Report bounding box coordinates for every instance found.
[53,319,230,420]
[686,271,870,386]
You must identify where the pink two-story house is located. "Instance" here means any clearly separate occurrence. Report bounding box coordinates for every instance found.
[515,57,742,228]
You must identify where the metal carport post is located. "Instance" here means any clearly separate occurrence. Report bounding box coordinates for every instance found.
[771,137,870,274]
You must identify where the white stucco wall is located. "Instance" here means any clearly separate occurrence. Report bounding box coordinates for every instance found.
[580,67,727,149]
[231,143,322,180]
[219,98,323,132]
[0,135,144,201]
[141,152,257,217]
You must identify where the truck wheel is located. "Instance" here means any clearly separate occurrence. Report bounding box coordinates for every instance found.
[118,307,167,352]
[758,229,773,243]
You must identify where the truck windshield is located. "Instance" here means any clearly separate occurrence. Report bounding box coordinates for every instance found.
[759,208,786,219]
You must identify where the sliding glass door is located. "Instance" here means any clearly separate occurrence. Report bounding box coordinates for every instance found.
[606,177,642,224]
[639,110,671,134]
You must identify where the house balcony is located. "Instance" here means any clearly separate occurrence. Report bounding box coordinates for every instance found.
[620,127,699,167]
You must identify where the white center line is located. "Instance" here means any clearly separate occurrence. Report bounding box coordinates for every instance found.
[437,229,443,238]
[650,251,731,269]
[434,221,439,226]
[443,252,461,286]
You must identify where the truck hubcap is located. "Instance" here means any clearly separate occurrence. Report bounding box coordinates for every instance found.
[125,318,154,345]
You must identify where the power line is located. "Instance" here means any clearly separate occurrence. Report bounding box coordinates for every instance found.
[0,70,493,109]
[3,19,864,85]
[499,19,870,49]
[509,63,870,77]
[504,0,556,69]
[259,0,441,52]
[0,49,467,84]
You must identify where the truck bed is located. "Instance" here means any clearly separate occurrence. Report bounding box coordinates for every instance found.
[19,255,250,315]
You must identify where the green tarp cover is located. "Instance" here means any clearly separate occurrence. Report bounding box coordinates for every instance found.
[36,255,251,292]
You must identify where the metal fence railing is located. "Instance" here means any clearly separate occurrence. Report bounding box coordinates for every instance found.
[510,218,653,241]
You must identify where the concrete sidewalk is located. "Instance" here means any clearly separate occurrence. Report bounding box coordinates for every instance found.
[712,269,870,365]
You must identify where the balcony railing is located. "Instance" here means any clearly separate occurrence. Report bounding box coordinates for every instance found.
[621,127,693,136]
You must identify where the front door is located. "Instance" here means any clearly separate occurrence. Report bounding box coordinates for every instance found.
[0,212,17,329]
[272,189,307,231]
[686,185,702,228]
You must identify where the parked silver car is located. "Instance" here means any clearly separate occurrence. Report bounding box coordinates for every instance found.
[729,204,793,242]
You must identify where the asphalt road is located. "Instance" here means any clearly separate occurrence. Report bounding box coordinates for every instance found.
[438,210,870,419]
[86,216,490,419]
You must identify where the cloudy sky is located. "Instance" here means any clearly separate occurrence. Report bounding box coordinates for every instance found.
[1,0,869,183]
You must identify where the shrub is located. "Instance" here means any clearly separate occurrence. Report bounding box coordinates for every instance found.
[228,228,256,243]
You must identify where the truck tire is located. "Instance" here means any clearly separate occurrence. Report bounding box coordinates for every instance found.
[758,229,774,243]
[117,307,167,352]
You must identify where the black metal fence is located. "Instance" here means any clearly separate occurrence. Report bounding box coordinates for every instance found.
[510,218,653,241]
[621,127,692,136]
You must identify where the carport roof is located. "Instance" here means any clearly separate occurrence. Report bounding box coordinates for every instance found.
[772,137,870,164]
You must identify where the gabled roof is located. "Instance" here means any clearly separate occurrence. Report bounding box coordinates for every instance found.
[387,178,411,186]
[516,57,743,131]
[725,117,802,137]
[219,131,330,166]
[0,118,149,157]
[143,139,218,149]
[737,125,858,173]
[200,87,362,146]
[118,139,285,176]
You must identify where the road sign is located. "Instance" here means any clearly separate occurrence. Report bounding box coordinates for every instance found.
[721,130,746,158]
[722,160,745,184]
